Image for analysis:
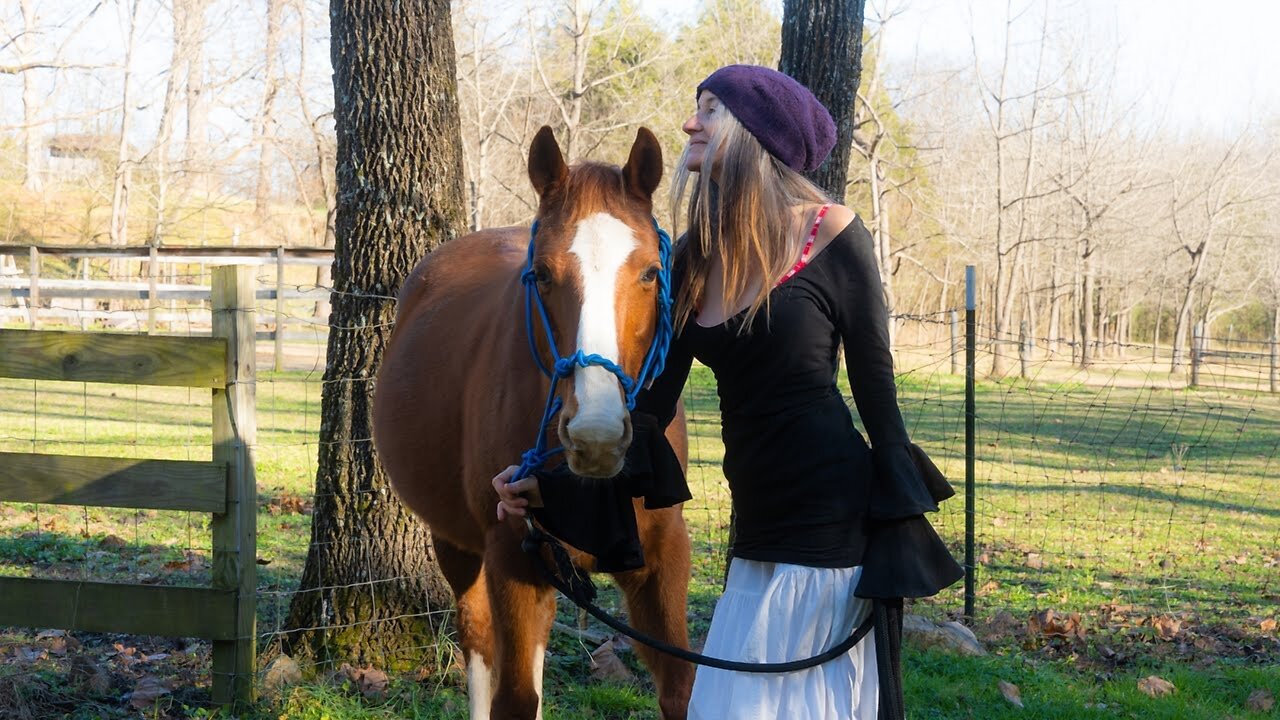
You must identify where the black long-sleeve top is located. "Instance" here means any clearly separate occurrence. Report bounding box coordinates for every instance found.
[534,217,961,598]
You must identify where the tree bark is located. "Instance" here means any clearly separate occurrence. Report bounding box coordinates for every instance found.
[779,0,866,203]
[283,0,464,671]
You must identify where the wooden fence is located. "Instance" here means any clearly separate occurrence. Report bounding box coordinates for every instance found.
[0,265,258,705]
[0,244,333,371]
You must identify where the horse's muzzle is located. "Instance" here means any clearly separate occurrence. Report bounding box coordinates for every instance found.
[560,413,633,478]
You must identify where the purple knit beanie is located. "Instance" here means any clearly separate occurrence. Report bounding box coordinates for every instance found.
[697,65,837,173]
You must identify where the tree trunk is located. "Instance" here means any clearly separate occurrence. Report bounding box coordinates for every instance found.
[184,0,210,194]
[254,0,286,217]
[779,0,866,203]
[18,0,41,193]
[1080,238,1094,368]
[109,0,140,252]
[1048,246,1061,356]
[283,0,464,671]
[1171,239,1210,372]
[153,0,192,244]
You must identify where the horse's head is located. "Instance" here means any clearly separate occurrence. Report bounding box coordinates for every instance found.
[525,125,666,478]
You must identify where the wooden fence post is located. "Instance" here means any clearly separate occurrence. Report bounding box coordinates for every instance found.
[1270,333,1277,394]
[210,266,257,705]
[147,244,160,334]
[27,247,39,329]
[79,259,90,330]
[1190,321,1202,388]
[275,246,285,372]
[1018,320,1029,380]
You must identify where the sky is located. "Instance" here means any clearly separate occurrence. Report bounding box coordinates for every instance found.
[635,0,1280,138]
[5,0,1278,148]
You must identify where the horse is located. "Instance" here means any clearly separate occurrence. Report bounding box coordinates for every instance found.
[373,126,694,719]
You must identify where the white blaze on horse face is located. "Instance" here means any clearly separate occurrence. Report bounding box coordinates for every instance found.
[567,212,637,444]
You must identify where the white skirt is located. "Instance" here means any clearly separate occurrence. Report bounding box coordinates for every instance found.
[688,559,878,720]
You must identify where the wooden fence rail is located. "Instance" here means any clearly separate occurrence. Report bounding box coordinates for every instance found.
[0,245,333,370]
[0,265,258,705]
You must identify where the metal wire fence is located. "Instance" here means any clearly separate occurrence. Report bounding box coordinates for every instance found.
[1,266,1278,708]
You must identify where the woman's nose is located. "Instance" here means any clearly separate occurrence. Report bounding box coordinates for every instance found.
[682,114,698,135]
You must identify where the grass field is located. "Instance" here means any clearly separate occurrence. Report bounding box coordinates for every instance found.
[0,341,1277,718]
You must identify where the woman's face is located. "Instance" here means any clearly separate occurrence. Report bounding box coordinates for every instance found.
[682,91,723,173]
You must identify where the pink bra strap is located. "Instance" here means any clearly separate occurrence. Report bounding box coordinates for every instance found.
[776,203,832,286]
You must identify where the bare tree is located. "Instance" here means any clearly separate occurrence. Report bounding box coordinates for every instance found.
[108,0,142,249]
[455,0,522,231]
[529,0,667,162]
[151,0,207,243]
[183,0,210,192]
[1167,135,1275,371]
[254,0,288,216]
[970,0,1059,376]
[14,0,41,192]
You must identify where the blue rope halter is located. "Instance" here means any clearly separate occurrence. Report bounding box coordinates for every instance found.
[513,217,674,484]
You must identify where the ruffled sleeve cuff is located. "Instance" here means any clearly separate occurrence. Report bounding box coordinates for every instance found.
[856,442,963,598]
[868,442,955,520]
[855,515,964,599]
[623,411,692,509]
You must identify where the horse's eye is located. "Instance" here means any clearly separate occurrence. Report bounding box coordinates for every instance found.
[534,266,552,285]
[640,265,660,284]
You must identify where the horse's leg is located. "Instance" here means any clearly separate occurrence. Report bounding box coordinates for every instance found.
[613,508,695,720]
[436,538,495,720]
[484,526,556,720]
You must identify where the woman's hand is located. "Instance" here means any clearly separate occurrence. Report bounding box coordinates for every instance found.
[492,466,542,521]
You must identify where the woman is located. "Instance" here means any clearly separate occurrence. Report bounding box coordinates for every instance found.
[495,65,961,719]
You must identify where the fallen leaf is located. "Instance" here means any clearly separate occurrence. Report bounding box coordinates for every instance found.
[14,646,47,663]
[1261,618,1276,633]
[263,655,303,693]
[128,676,171,709]
[1137,676,1176,697]
[263,490,314,516]
[998,680,1024,708]
[1029,609,1085,641]
[590,640,635,683]
[70,656,112,695]
[356,667,388,701]
[1151,616,1182,641]
[99,534,127,549]
[1246,689,1274,713]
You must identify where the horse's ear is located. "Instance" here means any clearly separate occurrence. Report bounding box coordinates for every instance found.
[622,127,663,201]
[528,126,568,199]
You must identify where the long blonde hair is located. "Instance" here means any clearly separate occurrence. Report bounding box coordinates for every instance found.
[670,108,831,332]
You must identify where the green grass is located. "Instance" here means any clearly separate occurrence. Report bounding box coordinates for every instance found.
[1,344,1278,718]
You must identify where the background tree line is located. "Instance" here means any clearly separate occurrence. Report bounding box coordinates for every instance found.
[2,0,1277,370]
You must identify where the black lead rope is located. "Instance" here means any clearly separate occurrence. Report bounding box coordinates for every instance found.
[521,523,875,674]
